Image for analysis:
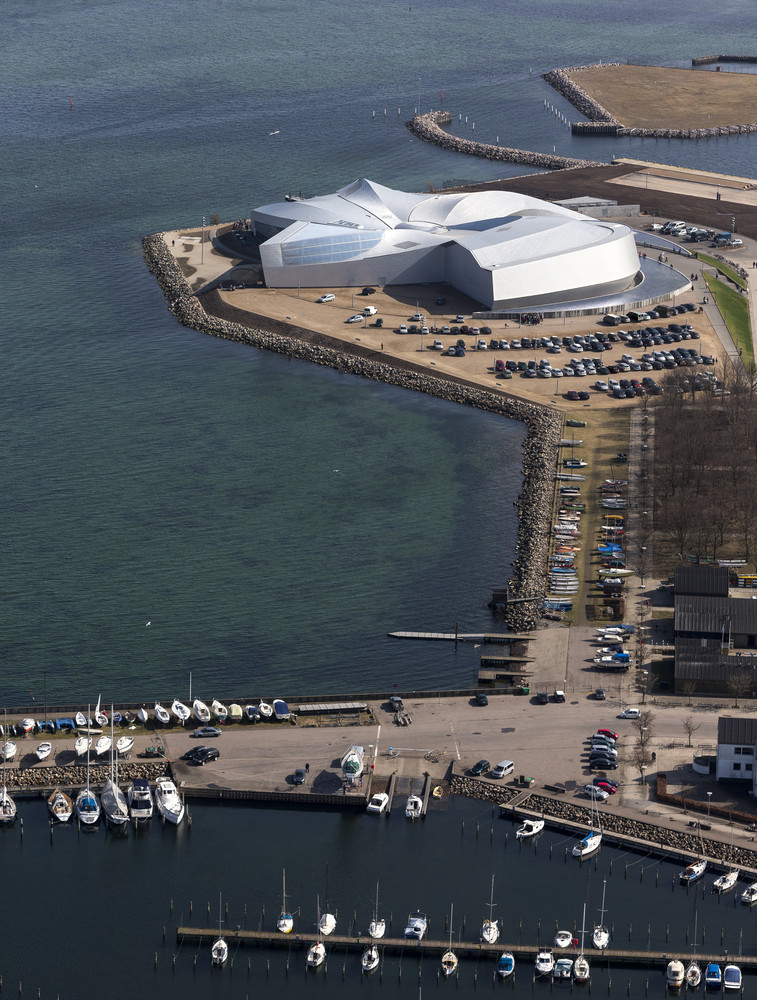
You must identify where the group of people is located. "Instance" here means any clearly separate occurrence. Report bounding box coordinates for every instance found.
[519,312,544,325]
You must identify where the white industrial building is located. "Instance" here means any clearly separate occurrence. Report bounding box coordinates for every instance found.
[252,179,641,310]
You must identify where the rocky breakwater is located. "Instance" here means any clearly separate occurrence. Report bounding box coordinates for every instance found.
[542,65,622,136]
[144,233,560,634]
[451,773,522,806]
[405,110,604,170]
[8,759,169,791]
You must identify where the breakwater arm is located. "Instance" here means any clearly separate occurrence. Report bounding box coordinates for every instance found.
[405,110,604,170]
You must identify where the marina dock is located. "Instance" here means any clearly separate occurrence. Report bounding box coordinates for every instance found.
[175,926,757,969]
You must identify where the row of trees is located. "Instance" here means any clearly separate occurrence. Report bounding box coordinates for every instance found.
[629,709,704,784]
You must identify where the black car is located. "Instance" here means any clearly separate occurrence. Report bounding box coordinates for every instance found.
[594,688,606,700]
[536,692,549,705]
[470,759,491,776]
[292,768,306,785]
[361,287,376,295]
[475,692,489,706]
[181,745,207,761]
[192,746,220,766]
[590,758,619,770]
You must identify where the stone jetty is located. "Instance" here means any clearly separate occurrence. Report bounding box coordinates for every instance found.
[142,233,560,634]
[405,110,604,170]
[7,759,169,791]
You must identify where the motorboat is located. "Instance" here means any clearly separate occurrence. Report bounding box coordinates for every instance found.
[258,701,273,719]
[481,874,499,944]
[211,700,228,723]
[366,792,389,814]
[592,879,610,949]
[228,703,243,723]
[18,718,35,734]
[155,776,185,824]
[712,868,739,893]
[116,735,134,756]
[704,963,722,989]
[137,707,149,725]
[245,705,261,723]
[1,741,17,762]
[440,904,457,978]
[74,736,90,758]
[211,893,228,966]
[277,869,294,934]
[306,941,326,968]
[535,950,555,976]
[369,883,385,939]
[94,735,112,758]
[193,699,211,723]
[404,911,428,940]
[686,961,702,988]
[667,960,685,990]
[680,859,707,884]
[554,958,573,980]
[740,881,757,904]
[555,929,573,949]
[341,744,364,784]
[35,741,52,762]
[516,818,544,839]
[723,964,742,991]
[154,703,170,725]
[272,698,290,721]
[598,567,632,577]
[47,788,73,822]
[361,945,379,973]
[127,778,154,820]
[497,952,515,979]
[405,794,423,820]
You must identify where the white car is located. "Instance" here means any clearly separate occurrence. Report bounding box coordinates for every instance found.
[317,293,335,303]
[347,314,364,323]
[366,792,389,814]
[411,312,425,322]
[584,784,609,801]
[398,324,408,334]
[619,707,641,719]
[432,340,444,351]
[476,339,487,350]
[594,381,608,391]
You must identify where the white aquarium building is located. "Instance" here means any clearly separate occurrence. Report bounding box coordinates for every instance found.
[252,179,641,310]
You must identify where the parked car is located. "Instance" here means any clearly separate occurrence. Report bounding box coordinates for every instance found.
[432,340,444,350]
[191,726,222,738]
[593,778,618,794]
[536,692,549,705]
[474,692,489,706]
[346,314,363,323]
[181,745,208,761]
[594,688,606,700]
[292,768,306,785]
[619,707,640,719]
[597,729,619,741]
[469,759,491,776]
[192,746,220,766]
[317,293,335,303]
[584,783,609,801]
[362,287,376,295]
[589,758,618,770]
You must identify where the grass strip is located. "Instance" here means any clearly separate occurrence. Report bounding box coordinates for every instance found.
[702,272,753,366]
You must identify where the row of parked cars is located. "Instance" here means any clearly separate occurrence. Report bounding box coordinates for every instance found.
[584,729,620,773]
[653,221,743,249]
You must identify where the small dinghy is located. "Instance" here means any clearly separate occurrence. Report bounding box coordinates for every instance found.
[245,705,261,723]
[211,700,228,723]
[74,736,90,758]
[116,735,134,756]
[137,707,149,725]
[35,742,52,762]
[259,701,274,719]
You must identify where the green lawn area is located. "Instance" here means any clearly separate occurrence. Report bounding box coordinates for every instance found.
[696,252,746,289]
[703,272,753,366]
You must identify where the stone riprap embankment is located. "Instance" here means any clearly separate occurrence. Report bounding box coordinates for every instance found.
[405,111,604,170]
[8,759,169,790]
[143,232,560,634]
[452,775,757,868]
[546,63,757,140]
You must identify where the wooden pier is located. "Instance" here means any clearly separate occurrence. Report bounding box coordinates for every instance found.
[388,631,533,643]
[175,926,757,968]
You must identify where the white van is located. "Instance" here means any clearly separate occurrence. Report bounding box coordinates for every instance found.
[363,305,378,317]
[492,760,515,779]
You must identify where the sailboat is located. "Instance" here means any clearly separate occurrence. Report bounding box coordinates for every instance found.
[573,795,602,858]
[211,892,228,966]
[75,706,101,826]
[592,879,609,949]
[47,788,73,823]
[318,865,336,935]
[685,904,701,987]
[276,869,294,934]
[306,897,327,969]
[368,882,385,938]
[193,699,211,723]
[441,903,458,977]
[94,696,107,728]
[100,709,129,825]
[171,699,190,724]
[680,827,708,884]
[480,873,499,943]
[0,712,16,825]
[573,903,590,983]
[154,702,170,725]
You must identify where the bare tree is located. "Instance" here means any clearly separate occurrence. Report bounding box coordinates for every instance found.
[631,741,654,785]
[681,715,702,748]
[631,710,656,748]
[680,680,698,706]
[727,668,754,708]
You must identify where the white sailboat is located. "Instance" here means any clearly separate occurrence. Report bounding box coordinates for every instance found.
[116,735,134,756]
[154,703,170,725]
[171,699,190,724]
[211,892,228,966]
[137,706,149,724]
[368,882,385,939]
[35,741,52,762]
[74,735,91,758]
[276,869,294,934]
[592,879,610,949]
[573,903,590,983]
[307,897,327,969]
[318,865,336,935]
[193,699,211,723]
[94,734,112,758]
[361,942,380,973]
[480,873,499,943]
[0,712,16,825]
[47,788,73,823]
[441,903,458,978]
[211,699,228,723]
[155,776,185,824]
[0,741,17,762]
[101,710,129,825]
[573,796,602,859]
[75,707,100,826]
[94,696,107,728]
[712,868,739,893]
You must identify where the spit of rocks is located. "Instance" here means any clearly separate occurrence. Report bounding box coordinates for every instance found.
[142,232,560,633]
[405,110,604,170]
[7,759,169,791]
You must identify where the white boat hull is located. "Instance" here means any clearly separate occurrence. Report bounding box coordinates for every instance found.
[155,777,185,824]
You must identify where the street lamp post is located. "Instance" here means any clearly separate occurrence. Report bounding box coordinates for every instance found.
[201,216,205,264]
[707,791,712,819]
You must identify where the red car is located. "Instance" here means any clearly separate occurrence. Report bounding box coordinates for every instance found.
[593,778,618,795]
[596,729,619,741]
